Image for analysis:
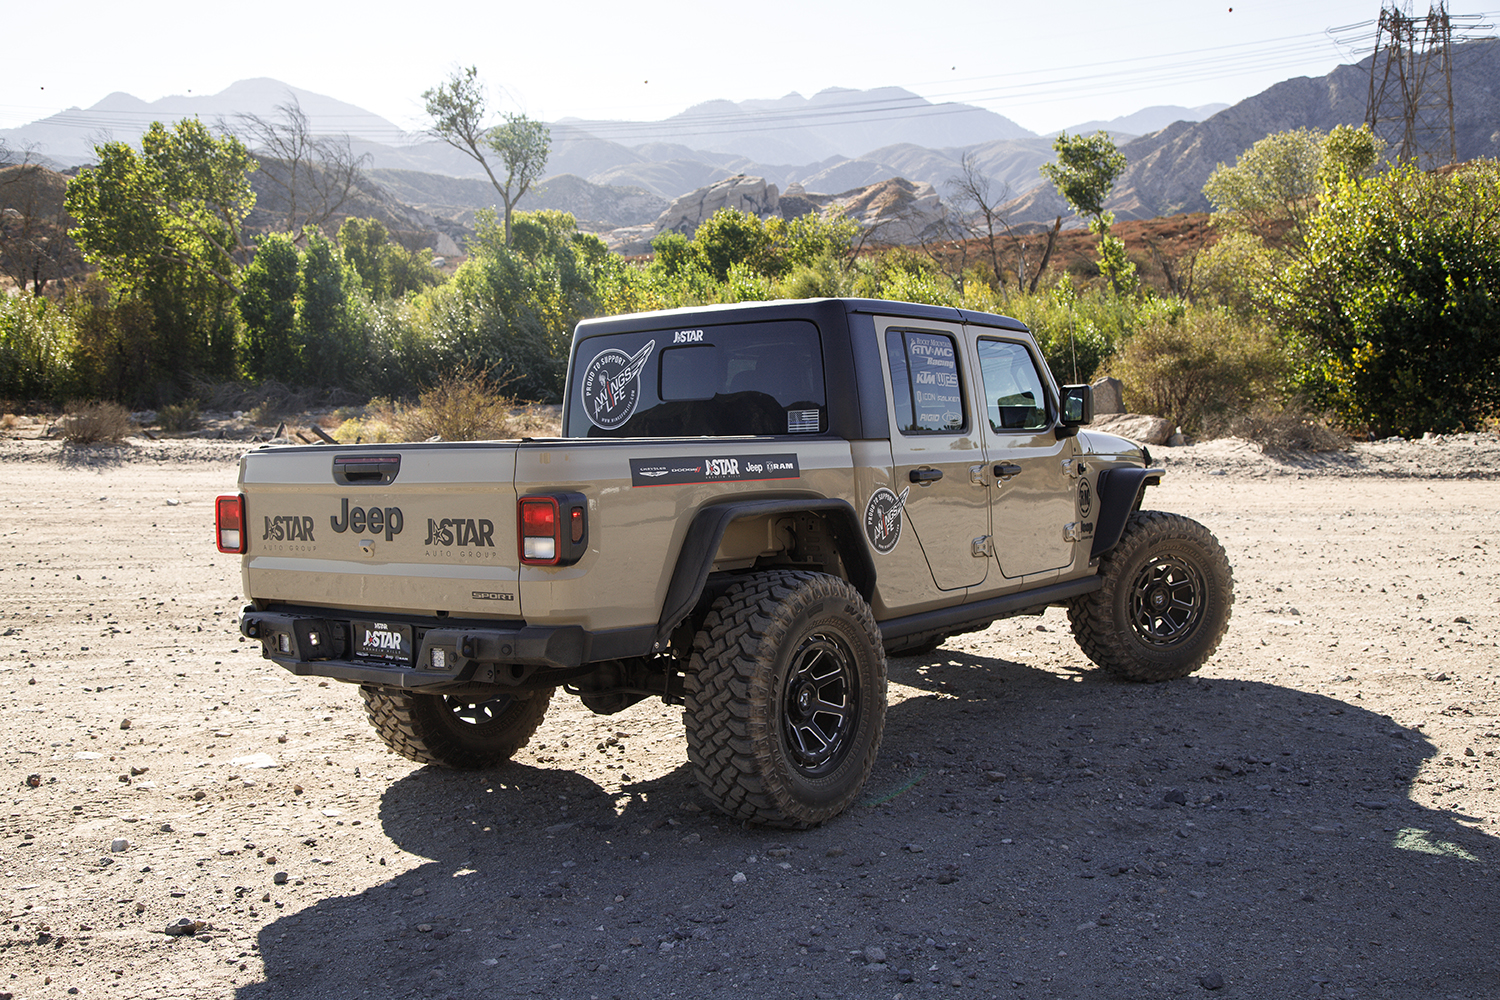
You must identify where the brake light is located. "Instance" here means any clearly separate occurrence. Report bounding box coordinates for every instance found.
[520,497,558,562]
[216,494,246,553]
[518,492,588,566]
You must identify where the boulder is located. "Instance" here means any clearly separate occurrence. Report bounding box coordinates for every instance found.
[1090,376,1125,415]
[821,177,943,243]
[1090,412,1175,445]
[653,174,780,238]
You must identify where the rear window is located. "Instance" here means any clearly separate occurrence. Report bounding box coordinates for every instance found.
[566,321,827,437]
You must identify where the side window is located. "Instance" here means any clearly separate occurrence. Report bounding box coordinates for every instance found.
[885,329,965,434]
[977,339,1049,432]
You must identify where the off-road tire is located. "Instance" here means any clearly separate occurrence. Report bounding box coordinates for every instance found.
[360,686,553,768]
[1068,511,1233,682]
[684,570,886,828]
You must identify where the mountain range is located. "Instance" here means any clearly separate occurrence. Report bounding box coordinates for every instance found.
[4,39,1497,246]
[0,78,1226,222]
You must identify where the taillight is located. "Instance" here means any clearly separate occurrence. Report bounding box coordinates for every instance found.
[216,494,246,553]
[518,492,588,566]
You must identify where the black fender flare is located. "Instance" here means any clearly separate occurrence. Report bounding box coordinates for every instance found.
[655,498,875,647]
[1089,467,1163,560]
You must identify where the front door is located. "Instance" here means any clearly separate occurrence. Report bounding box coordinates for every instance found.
[971,335,1077,580]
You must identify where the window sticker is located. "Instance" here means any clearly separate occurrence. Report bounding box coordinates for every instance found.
[787,409,820,434]
[581,339,656,430]
[886,330,964,434]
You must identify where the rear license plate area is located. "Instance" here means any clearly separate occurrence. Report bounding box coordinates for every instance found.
[352,620,413,664]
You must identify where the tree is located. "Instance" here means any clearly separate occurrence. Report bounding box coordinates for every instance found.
[1041,132,1134,294]
[65,119,256,391]
[422,67,550,245]
[231,96,369,238]
[1041,132,1127,223]
[298,229,363,388]
[691,209,775,282]
[66,118,255,295]
[944,152,1016,289]
[238,232,301,381]
[337,217,392,298]
[436,209,603,400]
[1203,125,1380,259]
[0,163,80,296]
[1280,161,1500,436]
[336,217,441,299]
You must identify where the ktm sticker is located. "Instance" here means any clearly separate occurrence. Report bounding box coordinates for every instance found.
[863,486,910,555]
[582,339,655,430]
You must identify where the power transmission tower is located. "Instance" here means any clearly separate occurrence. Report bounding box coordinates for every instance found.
[1360,2,1499,167]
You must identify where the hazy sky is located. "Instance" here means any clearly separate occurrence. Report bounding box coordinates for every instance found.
[4,0,1496,135]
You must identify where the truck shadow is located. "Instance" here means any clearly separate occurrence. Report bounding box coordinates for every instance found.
[239,653,1499,1000]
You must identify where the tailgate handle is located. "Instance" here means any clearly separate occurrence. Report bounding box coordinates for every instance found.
[333,454,402,486]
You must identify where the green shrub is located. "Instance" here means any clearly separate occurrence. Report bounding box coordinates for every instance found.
[397,365,528,442]
[1107,306,1285,434]
[58,400,132,444]
[0,295,79,401]
[1227,406,1349,452]
[1280,161,1500,436]
[999,280,1136,385]
[157,400,201,432]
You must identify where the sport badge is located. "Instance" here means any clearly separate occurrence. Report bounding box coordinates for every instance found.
[863,485,910,555]
[582,339,656,430]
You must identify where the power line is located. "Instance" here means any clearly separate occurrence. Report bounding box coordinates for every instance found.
[1354,2,1493,165]
[3,23,1493,150]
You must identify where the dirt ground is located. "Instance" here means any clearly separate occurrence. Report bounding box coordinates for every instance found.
[1,431,1497,1000]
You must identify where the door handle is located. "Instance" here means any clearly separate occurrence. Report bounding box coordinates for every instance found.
[909,467,944,484]
[994,463,1022,481]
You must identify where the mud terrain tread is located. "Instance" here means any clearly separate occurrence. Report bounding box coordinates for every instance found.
[684,570,885,828]
[360,686,552,768]
[1068,510,1233,682]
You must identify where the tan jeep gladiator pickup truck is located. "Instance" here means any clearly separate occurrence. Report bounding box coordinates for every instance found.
[217,297,1233,827]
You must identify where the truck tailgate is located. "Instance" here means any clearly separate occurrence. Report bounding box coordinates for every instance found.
[238,443,521,617]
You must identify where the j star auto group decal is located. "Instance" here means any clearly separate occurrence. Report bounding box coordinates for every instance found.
[629,454,800,487]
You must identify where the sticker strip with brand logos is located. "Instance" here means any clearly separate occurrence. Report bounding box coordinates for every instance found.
[630,454,800,488]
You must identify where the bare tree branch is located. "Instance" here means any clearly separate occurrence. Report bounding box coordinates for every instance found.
[944,151,1017,290]
[0,160,80,296]
[229,97,369,237]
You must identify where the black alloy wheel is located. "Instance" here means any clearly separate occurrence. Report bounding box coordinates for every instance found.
[1127,553,1206,647]
[781,631,859,776]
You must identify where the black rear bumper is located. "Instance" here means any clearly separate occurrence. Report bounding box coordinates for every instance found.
[240,606,655,691]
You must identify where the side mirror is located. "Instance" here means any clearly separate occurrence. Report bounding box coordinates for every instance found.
[1057,384,1093,438]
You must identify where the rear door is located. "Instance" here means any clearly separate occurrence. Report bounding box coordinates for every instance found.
[874,316,990,592]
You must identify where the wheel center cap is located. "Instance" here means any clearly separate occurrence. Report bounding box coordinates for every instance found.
[1151,588,1168,609]
[796,683,815,714]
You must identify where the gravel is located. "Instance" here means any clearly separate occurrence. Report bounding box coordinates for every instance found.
[0,431,1496,998]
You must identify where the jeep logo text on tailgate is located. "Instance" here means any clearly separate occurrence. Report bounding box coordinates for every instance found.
[330,499,404,541]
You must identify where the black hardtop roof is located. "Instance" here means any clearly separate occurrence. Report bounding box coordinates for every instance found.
[572,297,1029,339]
